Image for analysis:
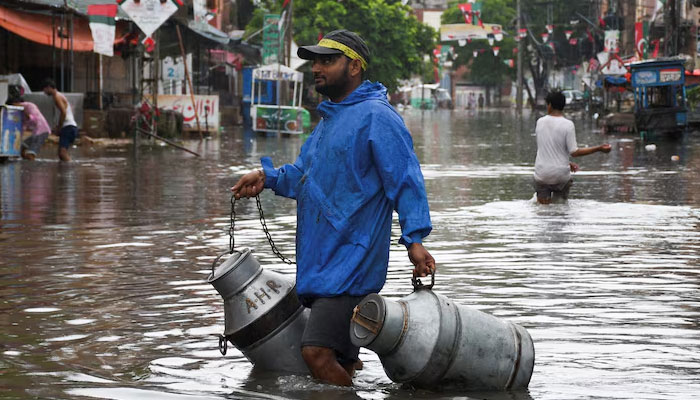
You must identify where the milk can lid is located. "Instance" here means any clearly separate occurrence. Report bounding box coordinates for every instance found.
[350,293,386,347]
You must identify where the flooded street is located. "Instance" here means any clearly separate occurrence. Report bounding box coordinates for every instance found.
[1,109,699,400]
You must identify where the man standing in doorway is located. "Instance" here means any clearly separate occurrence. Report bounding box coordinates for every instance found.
[42,79,79,161]
[534,91,611,204]
[231,30,435,386]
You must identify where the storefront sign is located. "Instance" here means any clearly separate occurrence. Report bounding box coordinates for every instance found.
[633,70,657,85]
[440,23,503,41]
[262,14,281,65]
[660,68,681,83]
[156,94,219,132]
[254,106,302,134]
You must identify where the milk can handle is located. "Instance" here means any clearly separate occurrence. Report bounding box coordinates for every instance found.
[411,270,435,290]
[211,250,240,275]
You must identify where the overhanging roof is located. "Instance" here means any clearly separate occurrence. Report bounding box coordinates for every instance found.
[0,4,127,51]
[11,0,130,19]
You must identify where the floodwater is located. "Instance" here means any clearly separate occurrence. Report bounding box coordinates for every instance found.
[1,109,699,400]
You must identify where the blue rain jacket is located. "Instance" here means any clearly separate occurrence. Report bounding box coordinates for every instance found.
[261,81,431,301]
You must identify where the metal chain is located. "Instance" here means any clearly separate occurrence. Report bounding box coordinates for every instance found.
[228,195,236,254]
[227,194,295,264]
[255,195,296,264]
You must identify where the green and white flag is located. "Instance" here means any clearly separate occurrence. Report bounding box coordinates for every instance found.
[87,4,118,57]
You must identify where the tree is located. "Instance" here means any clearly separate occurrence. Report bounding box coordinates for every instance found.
[245,0,437,93]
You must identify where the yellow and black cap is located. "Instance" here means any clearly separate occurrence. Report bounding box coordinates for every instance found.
[297,29,370,70]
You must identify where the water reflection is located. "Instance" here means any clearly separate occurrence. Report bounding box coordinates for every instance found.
[0,110,699,399]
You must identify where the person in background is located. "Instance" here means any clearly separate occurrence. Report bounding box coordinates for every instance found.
[231,29,435,386]
[478,93,485,109]
[6,94,51,161]
[468,92,476,109]
[42,78,78,161]
[533,90,611,204]
[582,82,592,113]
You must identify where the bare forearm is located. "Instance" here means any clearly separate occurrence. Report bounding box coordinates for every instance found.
[571,145,607,157]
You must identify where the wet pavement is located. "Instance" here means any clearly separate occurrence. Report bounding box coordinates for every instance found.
[1,109,699,400]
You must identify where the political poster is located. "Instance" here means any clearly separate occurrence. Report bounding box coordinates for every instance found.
[117,0,182,38]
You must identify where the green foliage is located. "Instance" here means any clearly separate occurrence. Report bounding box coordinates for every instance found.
[687,86,700,110]
[245,0,437,93]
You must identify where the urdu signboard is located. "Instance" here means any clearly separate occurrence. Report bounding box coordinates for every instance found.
[262,14,281,65]
[632,68,683,87]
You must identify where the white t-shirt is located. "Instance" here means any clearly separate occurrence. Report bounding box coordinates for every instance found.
[56,92,77,128]
[534,115,578,184]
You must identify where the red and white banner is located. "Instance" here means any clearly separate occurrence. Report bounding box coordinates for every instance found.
[87,4,117,56]
[156,94,219,132]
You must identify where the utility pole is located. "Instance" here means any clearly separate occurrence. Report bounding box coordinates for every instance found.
[665,0,677,56]
[286,0,293,67]
[516,0,523,112]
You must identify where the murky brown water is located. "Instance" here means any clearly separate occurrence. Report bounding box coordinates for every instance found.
[1,109,699,400]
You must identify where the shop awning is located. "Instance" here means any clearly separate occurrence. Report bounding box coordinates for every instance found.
[187,20,229,45]
[0,4,125,52]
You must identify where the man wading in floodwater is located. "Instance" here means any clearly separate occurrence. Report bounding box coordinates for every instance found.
[533,91,611,204]
[231,30,435,386]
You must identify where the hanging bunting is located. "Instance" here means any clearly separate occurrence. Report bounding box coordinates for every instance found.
[492,46,500,56]
[473,50,478,58]
[586,28,594,43]
[492,26,503,42]
[487,33,495,46]
[87,4,118,57]
[546,24,554,34]
[565,30,573,40]
[519,28,527,38]
[458,39,467,46]
[569,38,578,46]
[541,33,549,42]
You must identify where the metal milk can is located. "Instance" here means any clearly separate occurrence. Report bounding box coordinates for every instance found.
[208,248,309,373]
[349,275,535,390]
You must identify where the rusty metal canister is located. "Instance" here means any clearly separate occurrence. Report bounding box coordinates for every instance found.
[208,248,309,373]
[349,279,534,390]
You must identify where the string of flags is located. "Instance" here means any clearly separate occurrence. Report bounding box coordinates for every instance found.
[442,3,628,70]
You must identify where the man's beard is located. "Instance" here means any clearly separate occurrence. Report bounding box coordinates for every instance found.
[315,63,350,99]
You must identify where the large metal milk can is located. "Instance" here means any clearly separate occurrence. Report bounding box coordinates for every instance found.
[208,248,309,373]
[349,276,534,390]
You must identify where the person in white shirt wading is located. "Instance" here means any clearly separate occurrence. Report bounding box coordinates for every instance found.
[533,91,611,204]
[42,79,79,162]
